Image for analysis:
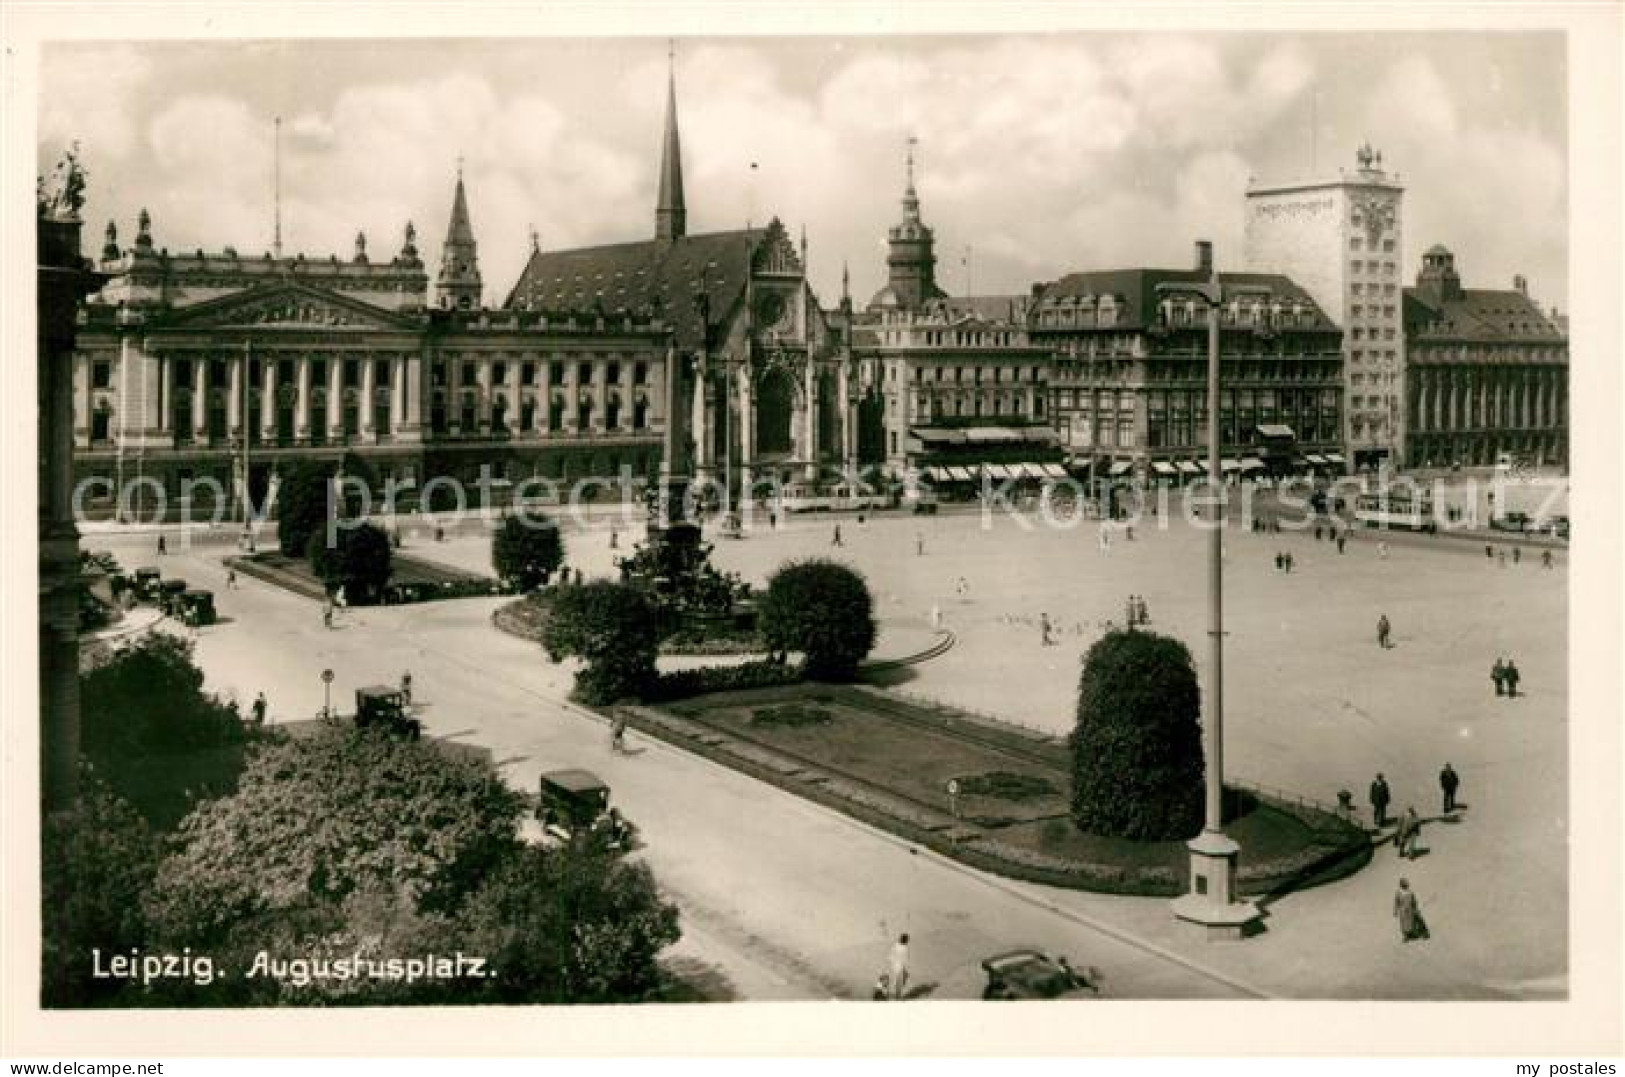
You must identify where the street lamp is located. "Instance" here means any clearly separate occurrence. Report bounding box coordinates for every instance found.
[1156,243,1262,940]
[321,668,335,720]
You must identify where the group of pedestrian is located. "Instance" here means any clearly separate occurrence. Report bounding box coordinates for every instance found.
[1124,594,1150,627]
[1490,657,1524,697]
[1273,551,1296,573]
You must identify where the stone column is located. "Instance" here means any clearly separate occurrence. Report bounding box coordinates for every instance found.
[157,353,172,437]
[327,357,343,442]
[618,357,635,432]
[477,357,493,434]
[262,359,278,442]
[592,360,608,434]
[228,352,243,438]
[737,358,755,491]
[839,358,857,475]
[73,353,91,446]
[360,356,377,439]
[563,359,579,435]
[802,361,819,480]
[192,358,208,442]
[537,357,553,435]
[508,355,523,435]
[389,356,406,439]
[295,355,312,440]
[401,352,423,441]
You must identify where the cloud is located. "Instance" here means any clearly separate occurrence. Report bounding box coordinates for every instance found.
[40,44,154,161]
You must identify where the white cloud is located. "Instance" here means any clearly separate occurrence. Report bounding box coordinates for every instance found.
[40,44,154,161]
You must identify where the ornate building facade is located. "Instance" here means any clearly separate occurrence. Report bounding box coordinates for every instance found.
[1245,145,1405,470]
[1402,246,1568,469]
[1033,242,1345,485]
[505,64,847,495]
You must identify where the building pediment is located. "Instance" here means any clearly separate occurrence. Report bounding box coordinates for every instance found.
[158,283,415,331]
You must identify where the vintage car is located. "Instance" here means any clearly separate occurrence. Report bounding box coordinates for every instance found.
[176,590,217,627]
[536,768,611,838]
[980,949,1102,1000]
[354,685,421,739]
[132,567,162,601]
[157,578,189,615]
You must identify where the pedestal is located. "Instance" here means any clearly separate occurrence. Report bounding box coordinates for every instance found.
[1170,828,1261,940]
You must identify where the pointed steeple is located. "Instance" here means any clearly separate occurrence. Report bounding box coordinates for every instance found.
[437,159,482,309]
[655,44,687,242]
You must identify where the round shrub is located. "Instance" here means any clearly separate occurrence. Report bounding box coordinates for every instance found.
[758,559,877,681]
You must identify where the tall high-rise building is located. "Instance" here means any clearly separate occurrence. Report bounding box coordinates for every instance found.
[1245,144,1405,470]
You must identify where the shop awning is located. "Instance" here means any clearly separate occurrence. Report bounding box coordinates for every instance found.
[1152,460,1177,475]
[1304,453,1327,465]
[1324,452,1346,465]
[922,467,949,482]
[1256,424,1297,439]
[947,466,976,481]
[1220,459,1241,472]
[1108,460,1134,476]
[1176,460,1201,474]
[1240,456,1267,470]
[1040,462,1071,479]
[912,427,967,445]
[964,427,1025,444]
[978,463,1010,479]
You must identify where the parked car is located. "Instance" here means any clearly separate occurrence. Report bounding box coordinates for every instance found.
[133,567,161,601]
[536,768,610,839]
[176,590,216,627]
[354,685,421,739]
[157,578,189,616]
[980,949,1102,1000]
[1488,511,1531,533]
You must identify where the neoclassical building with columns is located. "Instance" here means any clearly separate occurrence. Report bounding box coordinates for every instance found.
[1402,245,1568,469]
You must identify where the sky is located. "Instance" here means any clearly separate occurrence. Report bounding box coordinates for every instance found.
[38,32,1568,313]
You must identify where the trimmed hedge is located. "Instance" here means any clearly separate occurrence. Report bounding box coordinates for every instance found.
[646,659,804,703]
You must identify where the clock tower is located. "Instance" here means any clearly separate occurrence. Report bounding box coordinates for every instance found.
[869,137,947,312]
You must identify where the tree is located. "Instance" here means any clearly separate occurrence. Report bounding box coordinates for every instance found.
[42,772,160,1007]
[1070,628,1205,841]
[452,838,680,1003]
[276,459,335,560]
[80,631,246,759]
[492,512,564,591]
[309,521,392,604]
[758,559,877,681]
[145,724,524,948]
[538,580,661,705]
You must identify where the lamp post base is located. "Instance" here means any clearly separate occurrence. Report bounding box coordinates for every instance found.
[1171,829,1261,940]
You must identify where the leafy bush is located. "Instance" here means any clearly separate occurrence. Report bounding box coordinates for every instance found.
[308,521,392,604]
[492,512,565,591]
[146,724,524,947]
[1070,629,1205,841]
[648,658,804,702]
[538,581,662,705]
[955,770,1058,801]
[757,559,877,681]
[41,771,160,1007]
[275,459,335,560]
[81,632,247,759]
[749,703,833,727]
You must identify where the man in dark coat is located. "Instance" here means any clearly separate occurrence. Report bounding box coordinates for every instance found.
[1369,773,1392,828]
[1377,613,1392,649]
[1439,763,1460,813]
[1492,657,1507,696]
[1505,660,1522,698]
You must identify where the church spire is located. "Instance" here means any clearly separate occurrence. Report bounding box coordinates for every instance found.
[655,43,687,242]
[436,160,482,310]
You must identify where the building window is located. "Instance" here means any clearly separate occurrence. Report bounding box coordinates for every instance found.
[493,362,507,386]
[92,361,112,389]
[91,408,112,442]
[633,362,647,386]
[461,362,476,386]
[521,362,537,387]
[607,361,621,385]
[550,361,564,385]
[578,362,594,384]
[375,359,392,388]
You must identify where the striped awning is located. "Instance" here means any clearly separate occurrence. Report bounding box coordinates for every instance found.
[982,463,1014,480]
[1177,460,1201,474]
[1152,460,1177,475]
[1108,460,1134,476]
[922,467,949,482]
[1240,457,1267,470]
[1040,462,1070,479]
[947,466,976,481]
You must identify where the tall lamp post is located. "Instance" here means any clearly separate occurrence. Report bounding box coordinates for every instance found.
[1158,242,1262,940]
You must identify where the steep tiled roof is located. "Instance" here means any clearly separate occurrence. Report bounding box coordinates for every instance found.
[1031,268,1337,331]
[504,228,764,349]
[1404,287,1565,343]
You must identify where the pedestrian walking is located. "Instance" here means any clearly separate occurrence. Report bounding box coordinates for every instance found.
[226,567,237,589]
[1512,546,1521,565]
[1040,612,1055,646]
[916,531,924,556]
[1395,806,1421,858]
[1376,613,1391,649]
[610,528,619,550]
[955,576,967,598]
[832,524,843,547]
[1498,549,1507,567]
[1314,524,1323,541]
[1377,541,1389,560]
[1284,552,1294,574]
[1485,544,1495,559]
[888,933,911,1001]
[251,691,268,725]
[1136,596,1149,625]
[1369,773,1392,828]
[610,714,628,754]
[157,534,167,556]
[1274,552,1284,572]
[401,670,413,706]
[1337,534,1347,554]
[1542,549,1554,569]
[1505,660,1521,698]
[930,604,942,630]
[1491,657,1507,696]
[1439,763,1460,814]
[1394,878,1430,942]
[1125,524,1135,541]
[322,599,334,630]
